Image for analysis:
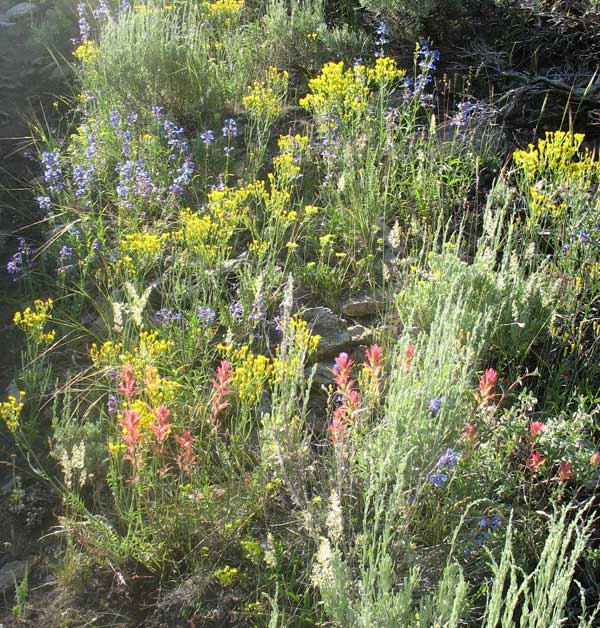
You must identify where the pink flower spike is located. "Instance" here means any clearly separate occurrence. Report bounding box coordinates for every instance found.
[365,344,383,371]
[210,359,233,428]
[527,450,545,475]
[118,363,140,402]
[528,421,546,441]
[329,417,347,445]
[559,461,573,482]
[176,429,196,476]
[119,409,142,469]
[462,422,477,443]
[476,368,497,404]
[590,451,600,466]
[333,352,354,390]
[151,404,171,445]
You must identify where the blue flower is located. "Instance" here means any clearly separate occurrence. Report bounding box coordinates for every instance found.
[6,238,32,281]
[428,471,448,488]
[107,394,117,415]
[435,447,459,471]
[41,150,64,193]
[429,395,443,416]
[200,129,215,146]
[222,118,238,139]
[197,305,216,327]
[37,196,51,211]
[229,301,243,320]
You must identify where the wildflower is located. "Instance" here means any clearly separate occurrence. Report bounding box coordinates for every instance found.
[406,492,416,505]
[374,20,389,57]
[428,471,449,488]
[329,416,347,444]
[210,360,233,428]
[462,421,477,443]
[558,461,573,482]
[400,343,415,371]
[435,447,459,471]
[13,299,55,344]
[6,238,32,281]
[150,404,172,447]
[107,394,117,415]
[229,301,243,320]
[590,451,600,466]
[41,150,64,193]
[109,110,121,128]
[527,450,545,475]
[197,305,216,327]
[37,195,51,211]
[475,368,497,404]
[364,344,383,373]
[119,409,142,469]
[528,421,546,441]
[169,155,195,196]
[154,308,183,326]
[76,3,90,41]
[250,297,266,322]
[0,391,25,432]
[222,118,238,139]
[333,352,354,392]
[118,364,139,401]
[176,429,196,475]
[151,105,164,120]
[429,395,443,417]
[200,129,215,146]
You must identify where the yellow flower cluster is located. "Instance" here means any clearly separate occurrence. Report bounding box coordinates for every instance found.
[225,345,273,405]
[204,0,243,20]
[513,131,599,222]
[513,131,597,182]
[0,391,25,432]
[90,340,123,366]
[143,366,179,406]
[131,331,172,363]
[366,56,406,86]
[14,299,56,345]
[73,40,99,64]
[120,232,162,259]
[300,61,370,123]
[243,67,289,121]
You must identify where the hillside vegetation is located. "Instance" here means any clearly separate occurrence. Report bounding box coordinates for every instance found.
[2,0,600,625]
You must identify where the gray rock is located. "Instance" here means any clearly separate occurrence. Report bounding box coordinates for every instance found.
[0,560,28,593]
[5,2,38,19]
[341,296,382,318]
[301,307,352,359]
[305,362,335,387]
[348,324,372,344]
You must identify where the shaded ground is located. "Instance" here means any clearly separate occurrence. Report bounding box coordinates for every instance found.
[0,3,72,624]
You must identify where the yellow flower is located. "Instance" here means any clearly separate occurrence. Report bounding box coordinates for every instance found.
[14,299,55,345]
[0,391,25,432]
[73,40,99,64]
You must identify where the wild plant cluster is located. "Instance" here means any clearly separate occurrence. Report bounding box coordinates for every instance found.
[3,0,600,625]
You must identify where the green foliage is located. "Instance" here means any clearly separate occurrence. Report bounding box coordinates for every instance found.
[8,0,600,623]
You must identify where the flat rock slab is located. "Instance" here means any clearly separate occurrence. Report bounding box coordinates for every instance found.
[5,2,39,19]
[341,296,382,317]
[0,560,28,593]
[301,306,352,359]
